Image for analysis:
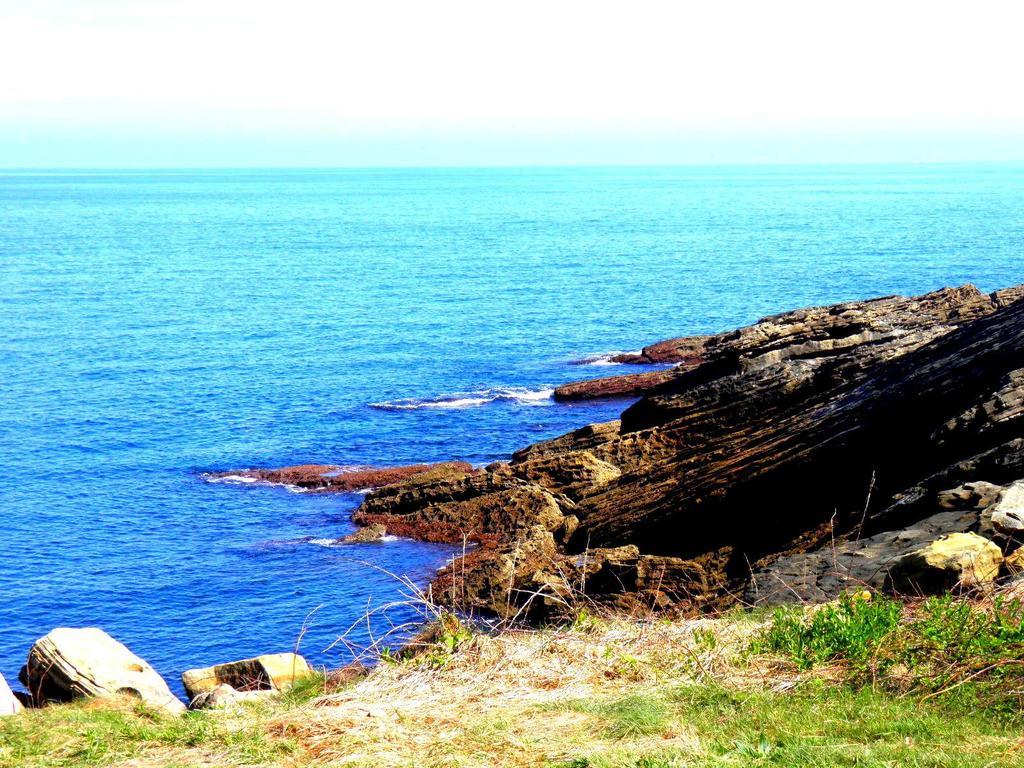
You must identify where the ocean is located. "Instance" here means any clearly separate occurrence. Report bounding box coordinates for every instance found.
[2,164,1022,697]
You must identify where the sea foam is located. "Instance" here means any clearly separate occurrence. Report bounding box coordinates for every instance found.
[569,350,640,366]
[370,386,554,411]
[201,473,312,494]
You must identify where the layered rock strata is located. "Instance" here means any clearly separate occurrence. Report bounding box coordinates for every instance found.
[352,284,1024,616]
[554,284,1024,401]
[20,628,185,714]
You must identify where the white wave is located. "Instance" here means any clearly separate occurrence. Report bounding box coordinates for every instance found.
[570,350,639,366]
[371,387,554,411]
[201,472,310,493]
[203,473,260,485]
[306,534,397,547]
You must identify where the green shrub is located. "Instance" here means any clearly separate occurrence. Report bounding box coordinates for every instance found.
[749,593,901,674]
[750,593,1024,712]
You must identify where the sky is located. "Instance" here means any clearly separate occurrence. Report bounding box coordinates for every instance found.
[2,0,1023,167]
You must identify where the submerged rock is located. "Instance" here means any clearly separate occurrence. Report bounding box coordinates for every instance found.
[182,652,312,702]
[339,523,387,544]
[21,628,184,714]
[0,673,22,716]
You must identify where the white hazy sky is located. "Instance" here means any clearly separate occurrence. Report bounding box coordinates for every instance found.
[2,0,1023,167]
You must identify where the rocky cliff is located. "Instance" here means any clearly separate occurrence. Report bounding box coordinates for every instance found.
[352,284,1024,616]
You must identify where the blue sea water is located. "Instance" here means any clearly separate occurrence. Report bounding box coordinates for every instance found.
[1,164,1023,698]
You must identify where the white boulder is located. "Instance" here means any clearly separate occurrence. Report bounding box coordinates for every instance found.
[22,628,184,714]
[991,480,1024,533]
[0,673,22,716]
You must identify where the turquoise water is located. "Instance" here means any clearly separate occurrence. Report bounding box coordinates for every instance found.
[2,165,1022,696]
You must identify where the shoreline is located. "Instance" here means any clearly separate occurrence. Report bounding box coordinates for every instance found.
[11,283,1024,706]
[340,282,1024,618]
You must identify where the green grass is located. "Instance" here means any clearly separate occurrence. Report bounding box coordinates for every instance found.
[560,695,672,740]
[749,593,1024,713]
[550,684,1024,767]
[0,698,292,768]
[276,670,328,706]
[5,598,1024,767]
[672,683,1020,766]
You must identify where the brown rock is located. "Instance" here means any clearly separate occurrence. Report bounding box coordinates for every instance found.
[355,479,567,544]
[355,283,1024,616]
[182,653,312,701]
[575,286,1024,559]
[339,524,387,544]
[209,461,475,492]
[558,284,1017,404]
[554,368,692,402]
[887,533,1003,593]
[504,450,621,500]
[433,527,566,617]
[511,421,621,463]
[611,335,712,365]
[635,556,709,600]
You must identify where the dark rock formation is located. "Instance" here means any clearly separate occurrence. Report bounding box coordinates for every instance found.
[210,461,475,492]
[554,284,1024,402]
[353,473,569,545]
[354,283,1024,616]
[746,509,985,605]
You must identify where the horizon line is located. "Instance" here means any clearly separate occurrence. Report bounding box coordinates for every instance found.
[3,158,1024,173]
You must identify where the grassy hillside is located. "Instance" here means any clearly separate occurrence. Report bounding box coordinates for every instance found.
[3,594,1024,767]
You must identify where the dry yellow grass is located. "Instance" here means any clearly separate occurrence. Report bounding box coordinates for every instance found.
[266,615,760,767]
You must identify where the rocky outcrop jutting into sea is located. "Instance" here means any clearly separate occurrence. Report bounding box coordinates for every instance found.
[207,462,475,492]
[352,283,1024,615]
